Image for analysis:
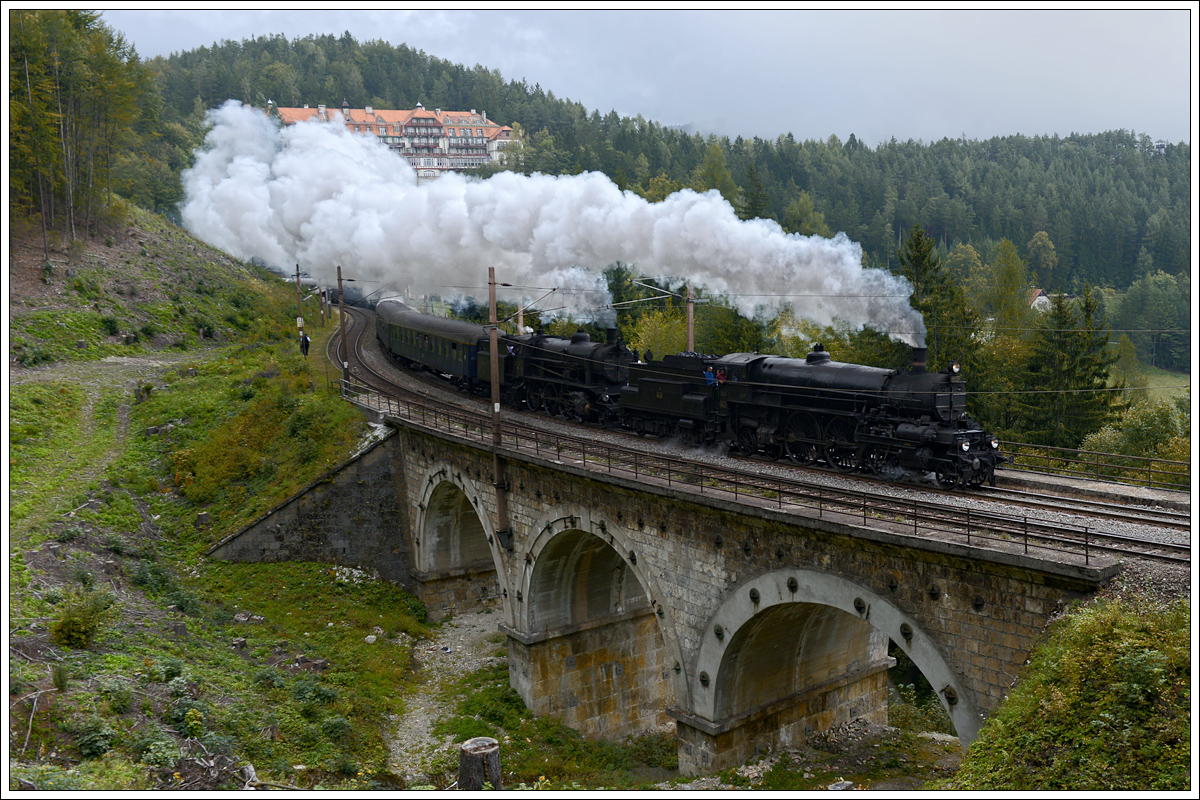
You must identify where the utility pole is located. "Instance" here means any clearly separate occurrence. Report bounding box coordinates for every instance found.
[295,264,304,335]
[686,280,695,353]
[336,265,349,386]
[488,267,510,548]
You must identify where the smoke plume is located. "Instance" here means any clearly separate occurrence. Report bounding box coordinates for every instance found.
[181,100,925,345]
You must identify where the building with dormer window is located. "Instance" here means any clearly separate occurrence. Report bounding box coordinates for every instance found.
[271,99,513,180]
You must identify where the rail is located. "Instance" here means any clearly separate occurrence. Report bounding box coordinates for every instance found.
[999,440,1189,492]
[341,378,1187,566]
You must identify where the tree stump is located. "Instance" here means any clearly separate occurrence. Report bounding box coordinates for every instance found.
[458,736,502,790]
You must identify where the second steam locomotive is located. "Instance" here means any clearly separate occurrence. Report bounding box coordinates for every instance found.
[374,299,1003,488]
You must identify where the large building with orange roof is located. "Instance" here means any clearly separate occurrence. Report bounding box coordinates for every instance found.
[272,99,513,181]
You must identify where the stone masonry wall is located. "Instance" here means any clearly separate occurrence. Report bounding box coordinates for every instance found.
[506,611,673,740]
[207,432,414,586]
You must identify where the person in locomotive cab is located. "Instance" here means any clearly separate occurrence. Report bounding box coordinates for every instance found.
[705,366,717,386]
[716,368,727,385]
[299,332,310,357]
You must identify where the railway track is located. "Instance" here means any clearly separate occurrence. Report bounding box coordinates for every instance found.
[332,306,1190,567]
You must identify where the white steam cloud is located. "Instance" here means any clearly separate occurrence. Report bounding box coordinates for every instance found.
[182,100,925,345]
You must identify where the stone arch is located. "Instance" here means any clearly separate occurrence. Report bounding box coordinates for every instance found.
[413,463,508,622]
[420,480,491,572]
[506,506,685,739]
[692,569,981,746]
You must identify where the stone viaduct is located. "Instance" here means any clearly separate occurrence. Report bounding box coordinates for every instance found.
[210,403,1118,775]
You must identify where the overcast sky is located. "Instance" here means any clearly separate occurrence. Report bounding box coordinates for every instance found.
[101,7,1195,147]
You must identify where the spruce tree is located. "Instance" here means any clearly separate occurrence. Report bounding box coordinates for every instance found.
[737,162,771,221]
[1017,288,1119,449]
[898,226,980,372]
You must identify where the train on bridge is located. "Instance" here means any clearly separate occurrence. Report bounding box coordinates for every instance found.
[374,299,1004,489]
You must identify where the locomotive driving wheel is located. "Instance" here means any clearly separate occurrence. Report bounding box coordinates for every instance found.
[783,412,821,465]
[525,388,545,413]
[736,428,758,456]
[823,419,858,472]
[935,463,961,489]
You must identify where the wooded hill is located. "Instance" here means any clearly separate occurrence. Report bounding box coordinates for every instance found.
[144,31,1191,291]
[9,14,1191,380]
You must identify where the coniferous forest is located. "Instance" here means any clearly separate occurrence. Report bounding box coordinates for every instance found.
[9,14,1192,451]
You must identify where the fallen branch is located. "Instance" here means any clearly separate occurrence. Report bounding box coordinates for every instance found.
[21,689,52,755]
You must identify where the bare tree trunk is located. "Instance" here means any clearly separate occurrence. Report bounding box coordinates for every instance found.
[19,20,50,261]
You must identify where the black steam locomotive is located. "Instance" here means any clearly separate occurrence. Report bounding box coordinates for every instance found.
[374,299,1003,488]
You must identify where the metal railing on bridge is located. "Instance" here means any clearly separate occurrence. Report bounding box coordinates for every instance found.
[342,378,1185,566]
[999,440,1189,492]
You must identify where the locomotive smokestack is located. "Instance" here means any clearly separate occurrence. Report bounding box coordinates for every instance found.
[911,346,928,373]
[607,327,618,344]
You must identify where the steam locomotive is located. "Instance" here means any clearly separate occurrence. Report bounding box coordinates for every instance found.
[374,299,1003,488]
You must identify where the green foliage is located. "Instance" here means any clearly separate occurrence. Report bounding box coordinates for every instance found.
[1026,231,1058,289]
[140,739,181,769]
[49,590,120,649]
[889,683,955,736]
[75,718,116,759]
[432,662,677,787]
[52,664,70,692]
[1107,269,1190,372]
[736,161,771,221]
[781,191,832,238]
[101,316,120,336]
[690,143,739,204]
[1110,333,1149,404]
[321,715,353,741]
[942,598,1190,790]
[1078,392,1190,487]
[293,676,339,706]
[1016,288,1120,448]
[98,676,134,714]
[254,668,287,689]
[898,225,980,371]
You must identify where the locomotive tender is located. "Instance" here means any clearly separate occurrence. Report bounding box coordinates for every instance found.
[374,299,1003,488]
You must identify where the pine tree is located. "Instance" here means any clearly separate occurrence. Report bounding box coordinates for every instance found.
[737,161,770,221]
[1017,288,1120,448]
[898,226,980,372]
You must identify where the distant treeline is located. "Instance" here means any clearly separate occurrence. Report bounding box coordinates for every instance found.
[148,31,1190,291]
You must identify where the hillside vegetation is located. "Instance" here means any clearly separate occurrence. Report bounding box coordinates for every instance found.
[8,208,427,789]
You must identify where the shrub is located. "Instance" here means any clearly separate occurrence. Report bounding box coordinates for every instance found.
[167,676,191,699]
[167,587,203,616]
[293,677,337,705]
[75,718,116,759]
[160,658,185,682]
[56,526,83,543]
[141,738,180,769]
[17,344,53,367]
[253,668,287,689]
[322,715,353,741]
[133,561,173,593]
[183,707,205,738]
[101,316,120,336]
[52,663,70,692]
[99,677,133,714]
[49,590,120,649]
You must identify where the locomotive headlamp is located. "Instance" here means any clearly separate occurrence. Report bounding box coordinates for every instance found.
[990,438,1000,449]
[950,362,961,374]
[960,441,971,452]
